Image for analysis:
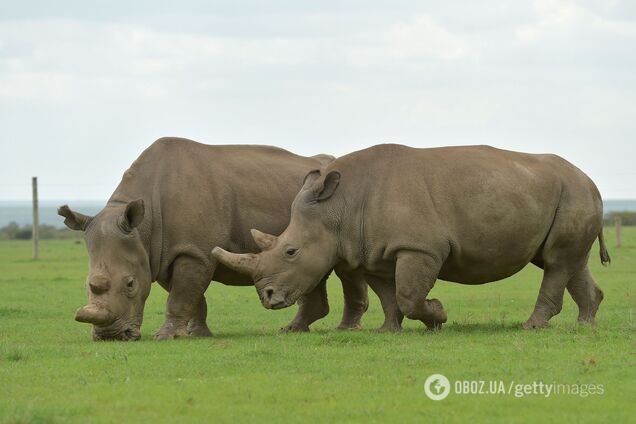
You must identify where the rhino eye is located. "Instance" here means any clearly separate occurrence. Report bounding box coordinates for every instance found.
[126,277,135,289]
[285,248,298,257]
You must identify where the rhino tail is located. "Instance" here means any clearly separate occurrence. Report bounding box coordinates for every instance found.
[598,230,611,266]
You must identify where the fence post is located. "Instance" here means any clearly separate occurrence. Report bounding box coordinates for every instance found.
[614,216,622,249]
[32,176,39,260]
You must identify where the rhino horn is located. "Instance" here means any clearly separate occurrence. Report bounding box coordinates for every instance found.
[212,247,259,277]
[250,229,277,251]
[75,304,112,325]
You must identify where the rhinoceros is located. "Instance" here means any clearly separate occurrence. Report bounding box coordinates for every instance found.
[212,144,610,330]
[59,137,371,340]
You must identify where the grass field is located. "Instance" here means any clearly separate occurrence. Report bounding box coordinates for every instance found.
[1,229,635,423]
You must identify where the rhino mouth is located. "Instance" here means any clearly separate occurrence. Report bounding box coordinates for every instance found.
[254,279,303,310]
[258,291,290,310]
[269,300,289,310]
[255,279,293,310]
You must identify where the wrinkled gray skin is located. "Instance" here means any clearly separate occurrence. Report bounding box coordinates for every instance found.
[213,144,610,331]
[59,137,370,341]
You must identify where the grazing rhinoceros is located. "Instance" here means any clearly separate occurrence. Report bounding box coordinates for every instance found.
[212,144,610,330]
[59,137,371,340]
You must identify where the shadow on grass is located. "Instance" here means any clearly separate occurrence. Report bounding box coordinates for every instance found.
[76,318,607,344]
[443,321,526,334]
[135,321,533,342]
[74,320,607,347]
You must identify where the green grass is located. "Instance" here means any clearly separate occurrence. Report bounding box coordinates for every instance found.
[0,229,634,423]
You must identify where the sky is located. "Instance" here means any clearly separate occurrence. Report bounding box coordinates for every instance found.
[0,0,635,200]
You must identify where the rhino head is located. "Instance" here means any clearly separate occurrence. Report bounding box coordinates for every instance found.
[59,199,151,341]
[212,170,341,309]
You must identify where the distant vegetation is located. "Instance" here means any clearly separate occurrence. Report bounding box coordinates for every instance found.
[0,222,80,240]
[603,211,636,226]
[0,211,633,241]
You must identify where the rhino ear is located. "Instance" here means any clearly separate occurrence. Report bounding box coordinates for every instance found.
[250,229,277,251]
[58,205,92,231]
[121,199,145,232]
[302,169,321,188]
[313,171,340,201]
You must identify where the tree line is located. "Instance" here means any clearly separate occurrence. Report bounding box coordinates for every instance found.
[0,222,80,240]
[0,211,634,240]
[603,211,636,226]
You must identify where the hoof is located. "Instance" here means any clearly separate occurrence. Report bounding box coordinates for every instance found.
[423,299,447,330]
[576,317,596,326]
[577,287,604,324]
[280,324,310,333]
[375,322,402,332]
[424,320,444,331]
[522,317,549,330]
[154,327,188,340]
[336,322,363,331]
[154,332,175,341]
[187,326,214,337]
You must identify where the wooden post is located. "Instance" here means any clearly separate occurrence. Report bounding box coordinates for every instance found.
[32,177,39,260]
[614,216,622,249]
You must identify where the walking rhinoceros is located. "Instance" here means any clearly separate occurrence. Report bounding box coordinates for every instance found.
[59,137,370,340]
[212,144,610,330]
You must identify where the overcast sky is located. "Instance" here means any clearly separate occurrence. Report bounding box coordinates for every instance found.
[0,0,634,200]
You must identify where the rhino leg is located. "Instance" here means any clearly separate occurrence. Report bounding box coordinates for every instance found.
[524,185,603,329]
[186,296,213,337]
[566,266,604,325]
[335,267,369,330]
[394,251,447,330]
[524,206,598,329]
[366,276,403,332]
[523,265,573,329]
[155,256,210,340]
[281,276,329,332]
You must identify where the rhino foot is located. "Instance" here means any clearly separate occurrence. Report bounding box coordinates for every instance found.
[187,325,214,337]
[154,325,189,340]
[522,316,550,330]
[576,318,596,326]
[422,299,447,330]
[336,322,363,331]
[424,320,444,330]
[375,321,402,332]
[280,323,310,333]
[577,286,604,325]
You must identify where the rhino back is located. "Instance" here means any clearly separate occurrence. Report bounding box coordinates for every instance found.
[110,137,325,284]
[329,144,601,283]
